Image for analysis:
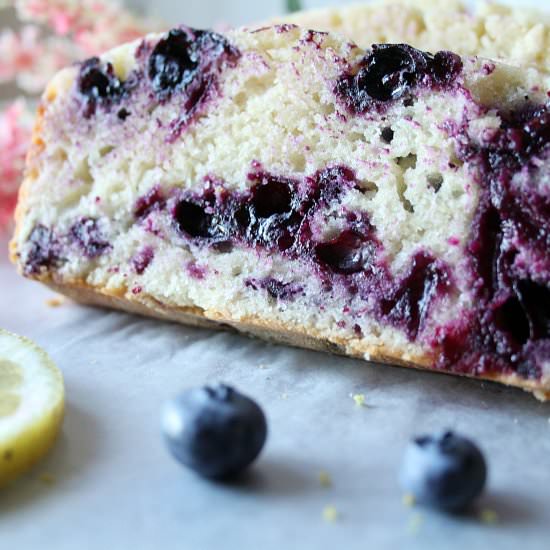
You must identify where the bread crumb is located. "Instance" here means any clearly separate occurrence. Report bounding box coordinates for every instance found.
[479,508,499,524]
[322,505,338,522]
[351,393,366,407]
[402,493,416,507]
[257,363,267,369]
[45,296,65,308]
[39,473,56,485]
[319,470,332,488]
[407,512,423,534]
[281,392,288,400]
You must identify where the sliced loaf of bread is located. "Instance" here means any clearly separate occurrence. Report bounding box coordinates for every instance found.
[11,26,550,399]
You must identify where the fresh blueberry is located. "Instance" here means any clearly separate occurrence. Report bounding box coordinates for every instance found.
[400,431,487,512]
[161,384,268,479]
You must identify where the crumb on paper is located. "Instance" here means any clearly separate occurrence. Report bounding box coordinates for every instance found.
[479,508,499,525]
[39,473,56,486]
[319,470,332,488]
[257,363,267,369]
[407,512,423,534]
[45,295,65,308]
[402,493,416,507]
[281,392,288,400]
[513,418,518,424]
[351,393,366,407]
[322,505,338,523]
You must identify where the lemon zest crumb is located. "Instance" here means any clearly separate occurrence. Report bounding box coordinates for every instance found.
[322,505,338,523]
[319,470,332,488]
[480,508,499,524]
[352,393,366,407]
[45,296,65,308]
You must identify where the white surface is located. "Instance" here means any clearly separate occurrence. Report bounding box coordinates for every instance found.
[1,233,550,550]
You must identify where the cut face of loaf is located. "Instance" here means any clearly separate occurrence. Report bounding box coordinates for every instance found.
[10,26,550,399]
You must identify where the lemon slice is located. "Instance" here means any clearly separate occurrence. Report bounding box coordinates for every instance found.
[0,329,64,488]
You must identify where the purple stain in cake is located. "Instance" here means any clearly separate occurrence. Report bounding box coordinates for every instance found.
[275,24,299,33]
[353,324,363,337]
[24,225,61,275]
[335,44,462,115]
[146,27,240,139]
[482,62,496,76]
[70,217,111,258]
[246,278,303,301]
[380,252,451,340]
[132,286,143,295]
[435,103,550,378]
[132,246,154,275]
[187,261,207,280]
[448,236,460,246]
[135,185,165,219]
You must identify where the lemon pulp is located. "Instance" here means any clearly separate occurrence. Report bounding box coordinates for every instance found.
[0,329,64,488]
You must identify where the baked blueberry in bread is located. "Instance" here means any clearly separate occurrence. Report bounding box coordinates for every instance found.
[10,26,550,399]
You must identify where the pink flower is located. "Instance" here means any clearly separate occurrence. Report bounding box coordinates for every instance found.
[0,100,34,231]
[15,0,159,55]
[0,25,76,92]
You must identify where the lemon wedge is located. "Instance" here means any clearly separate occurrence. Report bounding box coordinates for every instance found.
[0,329,64,488]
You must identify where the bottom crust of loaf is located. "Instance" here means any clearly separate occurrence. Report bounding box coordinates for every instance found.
[39,276,550,402]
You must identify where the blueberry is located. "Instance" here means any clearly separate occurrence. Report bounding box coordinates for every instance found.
[356,44,429,102]
[251,180,293,218]
[148,29,199,96]
[70,217,111,258]
[315,230,370,274]
[77,57,122,117]
[335,45,462,114]
[24,224,60,274]
[161,384,268,479]
[174,200,213,238]
[400,431,487,512]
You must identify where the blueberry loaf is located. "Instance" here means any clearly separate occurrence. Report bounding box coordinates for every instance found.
[278,0,550,73]
[10,26,550,399]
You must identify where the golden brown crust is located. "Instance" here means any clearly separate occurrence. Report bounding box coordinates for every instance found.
[37,276,549,401]
[9,100,49,264]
